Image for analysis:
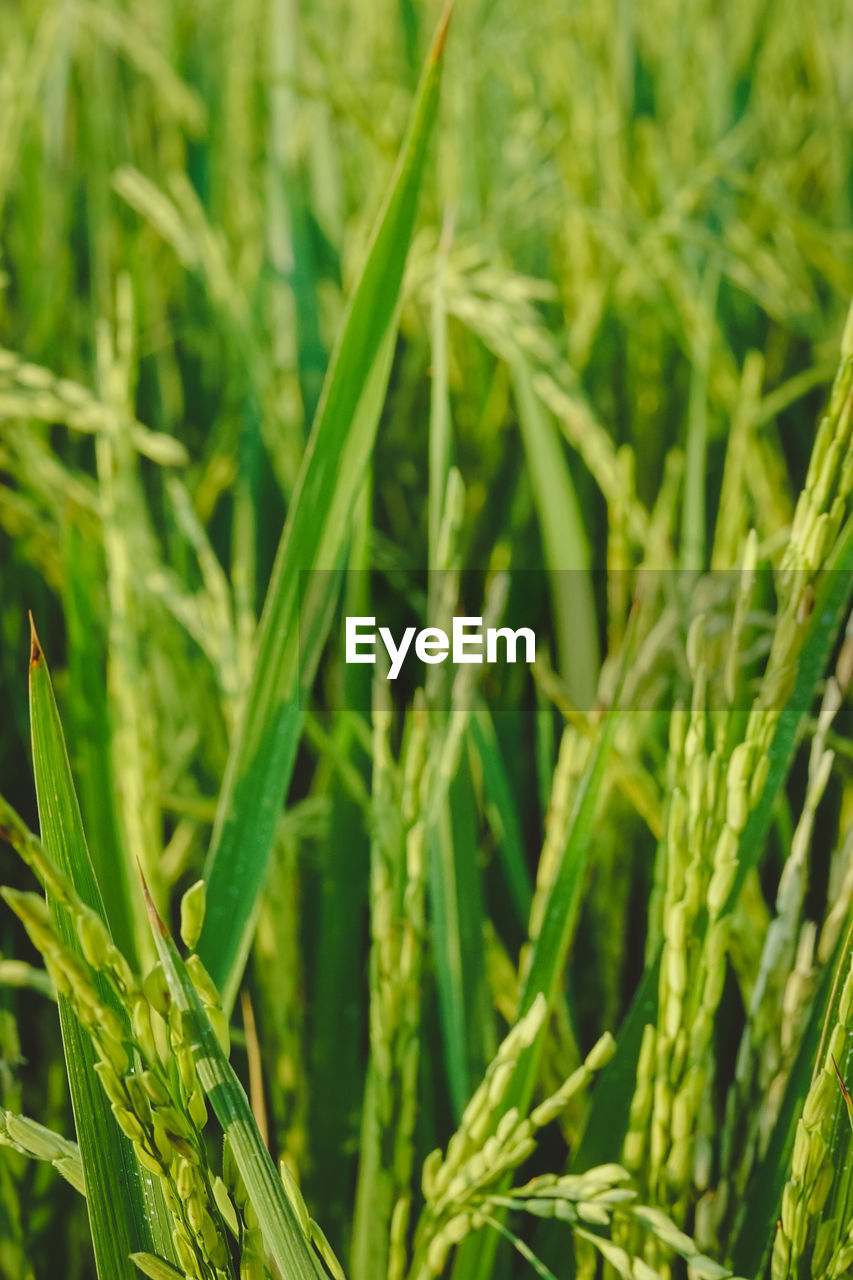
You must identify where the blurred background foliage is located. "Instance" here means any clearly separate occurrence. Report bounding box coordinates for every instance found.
[2,0,853,1276]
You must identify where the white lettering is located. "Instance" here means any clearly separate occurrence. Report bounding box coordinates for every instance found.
[415,628,449,663]
[379,626,416,680]
[346,616,376,663]
[453,616,483,663]
[344,617,536,675]
[486,626,536,664]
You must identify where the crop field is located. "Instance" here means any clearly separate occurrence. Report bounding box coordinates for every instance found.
[2,1,853,1279]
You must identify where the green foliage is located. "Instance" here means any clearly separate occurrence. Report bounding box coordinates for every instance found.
[2,1,853,1279]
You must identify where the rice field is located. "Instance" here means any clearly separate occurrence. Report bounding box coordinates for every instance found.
[2,2,853,1279]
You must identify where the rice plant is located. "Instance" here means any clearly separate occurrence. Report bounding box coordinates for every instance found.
[2,1,853,1279]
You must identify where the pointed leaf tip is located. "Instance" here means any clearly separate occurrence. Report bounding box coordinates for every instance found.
[432,0,454,62]
[137,861,168,939]
[832,1053,853,1130]
[28,612,43,667]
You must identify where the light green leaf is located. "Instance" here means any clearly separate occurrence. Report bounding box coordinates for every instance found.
[470,702,532,927]
[511,351,599,710]
[428,758,493,1119]
[199,2,453,1009]
[129,1254,184,1280]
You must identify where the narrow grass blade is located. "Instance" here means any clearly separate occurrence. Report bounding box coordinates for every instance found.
[267,0,327,425]
[62,513,137,966]
[518,657,634,1026]
[199,4,452,1008]
[429,214,452,570]
[307,528,372,1238]
[141,880,327,1280]
[351,1060,390,1280]
[511,352,599,709]
[423,562,502,1123]
[680,265,718,571]
[428,760,494,1119]
[570,951,662,1172]
[308,755,369,1236]
[26,622,173,1278]
[470,702,532,927]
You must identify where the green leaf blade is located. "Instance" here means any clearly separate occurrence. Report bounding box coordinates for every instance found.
[200,4,452,1008]
[511,352,599,710]
[27,622,173,1279]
